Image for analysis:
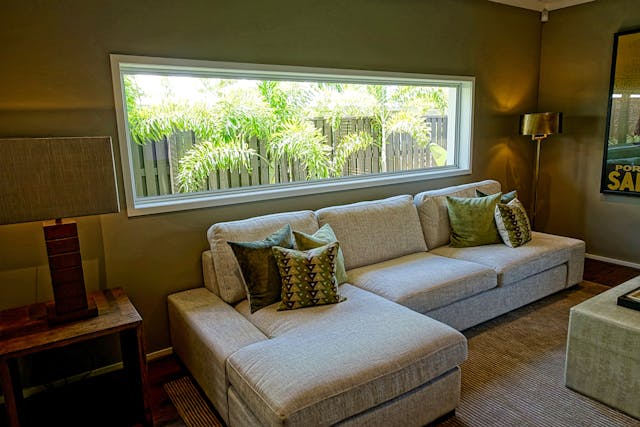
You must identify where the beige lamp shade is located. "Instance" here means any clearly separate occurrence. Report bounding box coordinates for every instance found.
[0,136,120,224]
[520,112,563,139]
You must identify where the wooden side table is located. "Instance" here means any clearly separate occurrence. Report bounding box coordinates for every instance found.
[0,288,152,427]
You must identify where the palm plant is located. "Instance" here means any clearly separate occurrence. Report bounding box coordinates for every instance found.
[256,81,332,182]
[309,83,448,172]
[177,141,256,191]
[269,120,331,181]
[124,76,449,194]
[331,131,375,175]
[367,85,448,170]
[125,77,331,192]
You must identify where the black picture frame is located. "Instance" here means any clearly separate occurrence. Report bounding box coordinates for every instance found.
[617,285,640,311]
[601,28,640,196]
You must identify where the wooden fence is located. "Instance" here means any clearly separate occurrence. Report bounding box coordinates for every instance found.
[131,116,448,197]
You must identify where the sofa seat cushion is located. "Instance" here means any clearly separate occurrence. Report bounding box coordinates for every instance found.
[430,232,578,287]
[347,252,497,313]
[229,284,467,426]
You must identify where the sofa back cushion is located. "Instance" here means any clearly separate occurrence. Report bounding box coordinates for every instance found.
[414,180,501,250]
[207,211,318,304]
[316,195,427,270]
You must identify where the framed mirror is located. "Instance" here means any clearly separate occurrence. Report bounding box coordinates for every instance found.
[601,29,640,196]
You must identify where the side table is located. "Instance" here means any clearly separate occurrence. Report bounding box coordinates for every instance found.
[0,288,152,427]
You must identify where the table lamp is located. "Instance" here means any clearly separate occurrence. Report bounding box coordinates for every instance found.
[519,112,563,228]
[0,137,119,324]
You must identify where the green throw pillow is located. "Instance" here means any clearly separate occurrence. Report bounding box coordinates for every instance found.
[228,225,294,313]
[447,193,502,247]
[476,189,518,204]
[272,242,346,311]
[293,224,348,285]
[494,198,532,248]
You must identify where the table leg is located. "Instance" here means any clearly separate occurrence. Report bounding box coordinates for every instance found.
[120,325,152,426]
[0,358,23,427]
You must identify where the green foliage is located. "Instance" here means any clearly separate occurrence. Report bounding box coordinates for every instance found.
[123,76,450,192]
[429,144,448,166]
[333,131,374,175]
[177,141,256,193]
[387,110,430,145]
[269,120,331,180]
[124,76,143,118]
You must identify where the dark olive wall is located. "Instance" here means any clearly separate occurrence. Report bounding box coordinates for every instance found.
[0,0,541,352]
[537,0,640,264]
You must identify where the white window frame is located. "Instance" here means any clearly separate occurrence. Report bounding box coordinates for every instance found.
[110,54,474,217]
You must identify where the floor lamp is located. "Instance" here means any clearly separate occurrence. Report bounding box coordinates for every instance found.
[0,137,119,326]
[520,112,562,229]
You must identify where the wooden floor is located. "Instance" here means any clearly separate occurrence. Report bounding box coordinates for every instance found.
[582,258,640,286]
[1,258,638,427]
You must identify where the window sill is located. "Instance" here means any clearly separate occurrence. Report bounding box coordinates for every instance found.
[125,167,471,217]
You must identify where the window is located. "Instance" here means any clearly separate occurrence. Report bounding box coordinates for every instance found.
[111,55,474,216]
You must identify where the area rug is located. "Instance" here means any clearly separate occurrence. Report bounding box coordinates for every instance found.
[437,281,638,427]
[163,376,222,427]
[165,281,639,426]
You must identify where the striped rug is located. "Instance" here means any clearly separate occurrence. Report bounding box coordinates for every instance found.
[164,376,222,427]
[437,281,638,427]
[165,281,639,426]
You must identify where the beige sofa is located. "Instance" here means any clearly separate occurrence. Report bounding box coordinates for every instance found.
[168,179,585,426]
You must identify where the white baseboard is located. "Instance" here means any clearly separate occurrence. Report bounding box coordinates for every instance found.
[586,253,640,270]
[0,347,174,404]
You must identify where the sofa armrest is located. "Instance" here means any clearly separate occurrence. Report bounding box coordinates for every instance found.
[202,250,220,296]
[566,238,585,287]
[168,288,267,424]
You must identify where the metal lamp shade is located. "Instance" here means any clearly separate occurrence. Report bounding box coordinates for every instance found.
[520,112,563,139]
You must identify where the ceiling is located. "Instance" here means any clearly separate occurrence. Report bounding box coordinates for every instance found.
[488,0,595,11]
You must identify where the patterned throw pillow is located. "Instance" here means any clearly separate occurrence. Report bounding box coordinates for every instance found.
[446,193,503,247]
[476,189,518,204]
[293,224,348,285]
[228,225,294,313]
[272,242,346,311]
[494,198,532,248]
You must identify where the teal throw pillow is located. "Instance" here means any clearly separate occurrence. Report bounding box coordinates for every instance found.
[272,242,346,311]
[494,198,532,248]
[293,224,348,285]
[228,225,294,313]
[446,192,502,247]
[476,189,518,204]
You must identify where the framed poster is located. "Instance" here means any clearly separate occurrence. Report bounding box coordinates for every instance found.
[601,29,640,196]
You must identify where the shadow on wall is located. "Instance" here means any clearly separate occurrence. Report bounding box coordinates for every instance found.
[503,136,531,204]
[0,217,107,311]
[535,115,601,237]
[484,113,532,206]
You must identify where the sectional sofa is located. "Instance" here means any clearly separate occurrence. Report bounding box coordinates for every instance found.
[168,179,585,426]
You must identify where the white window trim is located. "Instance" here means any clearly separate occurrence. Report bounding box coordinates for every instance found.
[110,54,474,217]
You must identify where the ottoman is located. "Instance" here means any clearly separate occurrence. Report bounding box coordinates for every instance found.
[565,277,640,419]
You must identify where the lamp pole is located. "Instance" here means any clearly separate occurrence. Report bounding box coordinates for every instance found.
[530,136,545,230]
[520,112,562,231]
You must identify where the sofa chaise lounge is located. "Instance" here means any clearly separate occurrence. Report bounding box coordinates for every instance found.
[168,179,585,426]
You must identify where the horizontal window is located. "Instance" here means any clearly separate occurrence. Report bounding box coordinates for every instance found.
[111,55,474,216]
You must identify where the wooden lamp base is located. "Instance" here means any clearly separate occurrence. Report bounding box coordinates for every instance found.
[45,297,98,325]
[43,219,99,325]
